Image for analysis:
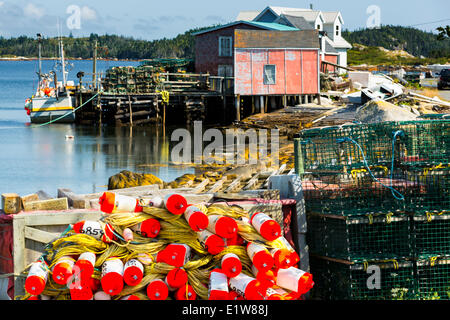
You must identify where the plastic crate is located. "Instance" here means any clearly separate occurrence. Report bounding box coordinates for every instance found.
[307,212,412,260]
[309,256,416,300]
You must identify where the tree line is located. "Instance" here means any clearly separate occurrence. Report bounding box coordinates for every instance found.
[0,24,449,60]
[342,25,450,59]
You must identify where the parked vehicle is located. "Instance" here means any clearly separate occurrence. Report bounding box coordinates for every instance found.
[438,69,450,90]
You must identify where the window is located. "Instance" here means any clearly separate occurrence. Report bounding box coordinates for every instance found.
[336,25,340,36]
[219,37,232,57]
[317,24,321,30]
[218,65,233,77]
[263,65,276,85]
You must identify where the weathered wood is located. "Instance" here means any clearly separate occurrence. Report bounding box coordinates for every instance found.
[2,193,22,214]
[207,176,228,193]
[224,176,242,193]
[13,217,25,294]
[239,189,280,200]
[24,227,61,244]
[243,173,261,190]
[23,198,69,212]
[192,179,210,194]
[21,194,39,207]
[36,190,52,200]
[179,179,194,188]
[57,188,89,209]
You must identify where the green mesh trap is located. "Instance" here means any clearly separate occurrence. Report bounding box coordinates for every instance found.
[306,212,412,261]
[309,256,416,300]
[298,120,450,172]
[298,120,450,215]
[412,213,450,257]
[415,255,450,300]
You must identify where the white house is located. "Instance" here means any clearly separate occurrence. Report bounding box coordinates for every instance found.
[236,6,352,73]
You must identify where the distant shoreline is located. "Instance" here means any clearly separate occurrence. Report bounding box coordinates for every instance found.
[0,57,142,62]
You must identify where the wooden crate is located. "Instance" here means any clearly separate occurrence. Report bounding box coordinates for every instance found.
[12,210,103,298]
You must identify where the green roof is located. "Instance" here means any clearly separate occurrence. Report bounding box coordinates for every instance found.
[247,21,299,31]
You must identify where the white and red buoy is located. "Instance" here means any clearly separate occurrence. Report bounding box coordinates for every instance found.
[101,257,124,296]
[208,269,229,300]
[221,253,242,278]
[207,215,238,239]
[250,212,282,241]
[183,205,209,231]
[99,192,143,214]
[25,261,49,296]
[123,259,144,286]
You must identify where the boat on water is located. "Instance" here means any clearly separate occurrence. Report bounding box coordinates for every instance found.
[24,33,76,124]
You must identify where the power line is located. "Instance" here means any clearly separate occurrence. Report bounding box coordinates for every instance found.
[407,18,450,27]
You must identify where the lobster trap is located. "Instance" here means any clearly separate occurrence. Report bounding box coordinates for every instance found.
[412,212,450,257]
[415,255,450,300]
[297,120,450,215]
[306,212,412,261]
[309,256,416,300]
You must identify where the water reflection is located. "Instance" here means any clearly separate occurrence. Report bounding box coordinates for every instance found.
[0,123,194,196]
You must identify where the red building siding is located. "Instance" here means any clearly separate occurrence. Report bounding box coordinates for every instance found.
[195,23,262,75]
[321,54,339,73]
[235,48,319,95]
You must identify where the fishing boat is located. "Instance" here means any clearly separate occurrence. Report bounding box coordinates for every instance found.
[24,33,76,124]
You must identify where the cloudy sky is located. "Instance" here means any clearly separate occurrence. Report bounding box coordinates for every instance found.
[0,0,449,40]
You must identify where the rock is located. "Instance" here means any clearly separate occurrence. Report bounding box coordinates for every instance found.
[355,99,418,123]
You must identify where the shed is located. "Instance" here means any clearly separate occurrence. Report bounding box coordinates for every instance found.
[233,29,320,95]
[193,21,299,77]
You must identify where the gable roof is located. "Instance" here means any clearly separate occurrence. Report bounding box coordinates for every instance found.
[234,29,320,49]
[236,10,260,21]
[253,6,312,22]
[322,12,344,24]
[277,14,315,30]
[192,21,298,36]
[285,10,324,24]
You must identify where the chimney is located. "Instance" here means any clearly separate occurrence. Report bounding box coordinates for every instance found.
[310,3,313,10]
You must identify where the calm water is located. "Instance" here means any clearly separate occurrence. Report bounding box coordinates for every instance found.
[0,60,194,196]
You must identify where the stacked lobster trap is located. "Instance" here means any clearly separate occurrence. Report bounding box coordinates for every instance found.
[296,120,450,300]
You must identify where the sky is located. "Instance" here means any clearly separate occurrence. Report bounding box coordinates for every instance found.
[0,0,449,40]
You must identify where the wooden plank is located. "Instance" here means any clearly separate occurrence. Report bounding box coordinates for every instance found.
[14,210,103,227]
[36,190,52,200]
[224,176,242,193]
[57,188,89,209]
[2,193,22,214]
[243,173,261,190]
[13,217,25,296]
[179,179,194,188]
[21,194,39,206]
[207,176,228,193]
[24,226,61,244]
[192,179,210,194]
[80,184,161,200]
[23,198,69,212]
[263,164,287,188]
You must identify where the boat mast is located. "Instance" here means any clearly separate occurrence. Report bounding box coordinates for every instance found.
[37,33,42,91]
[93,40,98,90]
[60,36,67,88]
